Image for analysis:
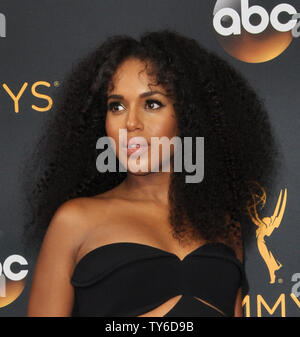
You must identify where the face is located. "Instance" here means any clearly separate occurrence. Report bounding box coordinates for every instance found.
[105,57,178,175]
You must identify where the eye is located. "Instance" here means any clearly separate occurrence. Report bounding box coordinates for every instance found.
[145,99,165,110]
[107,102,125,113]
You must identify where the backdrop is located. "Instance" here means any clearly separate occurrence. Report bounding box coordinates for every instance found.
[0,0,299,317]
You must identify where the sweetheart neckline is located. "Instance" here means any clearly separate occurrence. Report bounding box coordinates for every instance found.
[74,241,240,272]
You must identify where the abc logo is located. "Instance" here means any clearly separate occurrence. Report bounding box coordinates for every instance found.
[213,0,299,63]
[0,255,28,308]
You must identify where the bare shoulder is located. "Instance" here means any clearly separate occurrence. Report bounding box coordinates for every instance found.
[32,195,117,273]
[48,198,91,239]
[52,194,116,224]
[37,198,87,263]
[46,196,113,247]
[27,195,120,316]
[47,193,123,243]
[52,197,99,222]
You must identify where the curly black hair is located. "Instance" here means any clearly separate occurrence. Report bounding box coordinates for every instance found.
[21,29,280,258]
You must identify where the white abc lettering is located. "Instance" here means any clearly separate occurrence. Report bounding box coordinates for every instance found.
[213,8,241,36]
[241,0,269,34]
[292,13,300,37]
[1,255,28,281]
[270,4,297,32]
[214,0,298,36]
[0,274,6,297]
[291,273,300,298]
[0,13,6,38]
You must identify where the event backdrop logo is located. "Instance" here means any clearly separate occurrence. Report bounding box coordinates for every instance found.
[2,81,54,113]
[242,185,300,316]
[0,255,28,308]
[213,0,300,63]
[247,185,287,284]
[0,13,5,38]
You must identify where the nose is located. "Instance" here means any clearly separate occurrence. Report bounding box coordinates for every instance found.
[126,106,144,132]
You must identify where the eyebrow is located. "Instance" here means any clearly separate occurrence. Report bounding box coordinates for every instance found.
[107,90,168,100]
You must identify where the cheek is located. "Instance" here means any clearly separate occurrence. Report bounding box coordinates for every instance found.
[106,116,120,139]
[105,117,122,158]
[147,115,178,169]
[148,114,178,139]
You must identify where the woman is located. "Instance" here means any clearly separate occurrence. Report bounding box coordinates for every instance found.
[23,29,279,317]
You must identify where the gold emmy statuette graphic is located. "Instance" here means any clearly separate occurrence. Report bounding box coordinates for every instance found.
[247,184,287,284]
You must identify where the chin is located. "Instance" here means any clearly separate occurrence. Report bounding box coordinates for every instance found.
[127,170,152,176]
[125,157,161,175]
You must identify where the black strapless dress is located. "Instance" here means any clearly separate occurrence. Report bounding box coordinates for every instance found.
[70,242,246,317]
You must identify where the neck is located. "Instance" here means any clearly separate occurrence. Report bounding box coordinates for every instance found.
[120,171,172,206]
